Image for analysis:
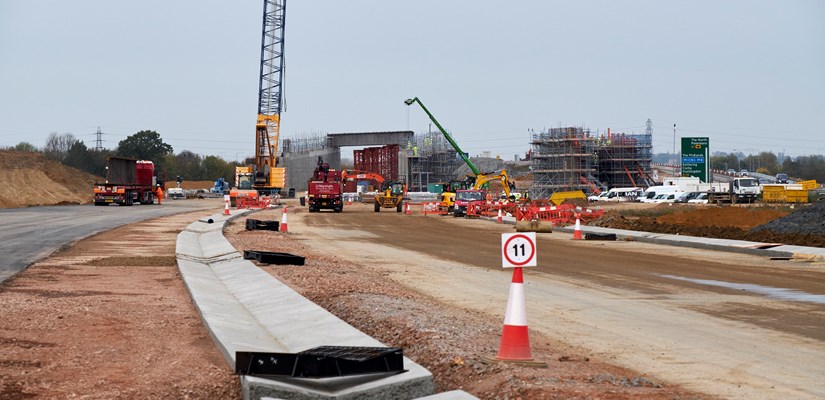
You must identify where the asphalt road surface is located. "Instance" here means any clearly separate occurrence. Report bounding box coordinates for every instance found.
[289,201,825,399]
[0,201,215,283]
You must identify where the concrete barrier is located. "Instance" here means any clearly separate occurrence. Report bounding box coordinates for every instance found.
[176,210,436,399]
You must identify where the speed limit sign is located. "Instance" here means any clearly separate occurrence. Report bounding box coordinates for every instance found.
[501,232,537,268]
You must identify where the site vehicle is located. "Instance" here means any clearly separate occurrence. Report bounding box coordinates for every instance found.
[708,177,761,204]
[454,189,484,217]
[93,156,159,206]
[167,187,186,200]
[403,97,514,199]
[341,170,385,192]
[305,157,343,212]
[374,182,406,212]
[439,192,456,213]
[229,166,257,207]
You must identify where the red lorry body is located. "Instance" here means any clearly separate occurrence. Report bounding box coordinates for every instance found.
[307,169,343,212]
[93,157,158,206]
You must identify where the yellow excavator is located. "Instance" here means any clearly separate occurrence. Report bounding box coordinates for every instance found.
[404,97,515,201]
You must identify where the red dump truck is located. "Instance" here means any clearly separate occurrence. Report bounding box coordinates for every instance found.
[302,157,343,212]
[93,156,160,206]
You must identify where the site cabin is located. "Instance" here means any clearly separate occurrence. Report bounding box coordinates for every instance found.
[93,157,159,206]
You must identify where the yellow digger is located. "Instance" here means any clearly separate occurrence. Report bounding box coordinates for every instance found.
[374,182,406,212]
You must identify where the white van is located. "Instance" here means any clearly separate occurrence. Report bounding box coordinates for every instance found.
[639,185,682,203]
[603,187,644,202]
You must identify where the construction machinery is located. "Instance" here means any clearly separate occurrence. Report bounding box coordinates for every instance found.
[230,166,258,207]
[404,97,514,198]
[93,157,159,206]
[374,182,406,212]
[251,0,287,196]
[341,170,385,192]
[304,157,344,212]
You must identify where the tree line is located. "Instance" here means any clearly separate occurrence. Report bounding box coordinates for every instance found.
[654,151,825,183]
[4,131,247,186]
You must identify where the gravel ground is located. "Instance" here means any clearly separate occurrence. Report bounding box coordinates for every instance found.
[752,200,825,235]
[224,211,708,400]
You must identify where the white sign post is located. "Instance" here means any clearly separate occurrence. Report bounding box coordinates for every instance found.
[501,232,537,268]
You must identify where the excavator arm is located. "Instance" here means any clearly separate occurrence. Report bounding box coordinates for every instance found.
[473,171,513,198]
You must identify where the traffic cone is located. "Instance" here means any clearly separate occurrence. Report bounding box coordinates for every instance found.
[496,267,533,361]
[497,208,503,224]
[572,216,583,240]
[279,206,289,232]
[405,202,411,215]
[223,198,230,215]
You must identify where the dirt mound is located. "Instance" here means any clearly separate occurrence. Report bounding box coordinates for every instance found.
[593,206,825,248]
[752,201,825,235]
[0,151,101,208]
[656,206,788,230]
[179,180,216,190]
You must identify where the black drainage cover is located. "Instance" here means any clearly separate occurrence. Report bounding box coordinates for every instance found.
[585,233,617,241]
[235,346,405,378]
[245,218,279,231]
[243,250,304,265]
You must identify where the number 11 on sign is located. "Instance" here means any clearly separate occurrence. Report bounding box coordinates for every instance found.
[501,232,537,268]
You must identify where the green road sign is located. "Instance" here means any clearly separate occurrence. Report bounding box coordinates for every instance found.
[681,137,709,182]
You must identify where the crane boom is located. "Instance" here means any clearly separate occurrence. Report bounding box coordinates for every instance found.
[404,97,513,198]
[254,0,287,193]
[403,97,481,176]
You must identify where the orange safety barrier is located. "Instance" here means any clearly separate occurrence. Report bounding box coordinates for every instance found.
[513,202,604,227]
[421,202,447,215]
[236,196,271,210]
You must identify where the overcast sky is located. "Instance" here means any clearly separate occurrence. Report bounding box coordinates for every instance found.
[1,0,823,161]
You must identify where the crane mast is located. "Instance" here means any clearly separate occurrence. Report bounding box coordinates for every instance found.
[254,0,287,193]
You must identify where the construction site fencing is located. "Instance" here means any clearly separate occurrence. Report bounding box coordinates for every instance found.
[420,202,446,215]
[466,201,604,227]
[236,196,272,210]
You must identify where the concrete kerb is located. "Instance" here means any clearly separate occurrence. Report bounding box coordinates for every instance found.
[175,209,435,400]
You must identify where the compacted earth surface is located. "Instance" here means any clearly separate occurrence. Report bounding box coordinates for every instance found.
[0,210,241,399]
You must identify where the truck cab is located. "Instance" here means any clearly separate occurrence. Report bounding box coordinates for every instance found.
[454,189,483,217]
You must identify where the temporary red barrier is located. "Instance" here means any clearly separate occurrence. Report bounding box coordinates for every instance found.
[236,197,271,210]
[421,202,447,215]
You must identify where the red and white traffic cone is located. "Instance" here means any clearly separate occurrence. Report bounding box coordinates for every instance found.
[496,267,533,361]
[405,202,411,215]
[223,198,230,216]
[572,216,583,240]
[497,208,503,224]
[279,205,289,232]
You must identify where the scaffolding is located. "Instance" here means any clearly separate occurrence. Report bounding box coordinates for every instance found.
[595,132,654,188]
[530,127,598,199]
[405,131,463,192]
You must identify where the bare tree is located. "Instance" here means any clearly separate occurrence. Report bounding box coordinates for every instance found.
[43,132,78,161]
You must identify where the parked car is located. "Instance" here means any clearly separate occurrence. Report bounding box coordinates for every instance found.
[687,193,709,204]
[674,191,701,203]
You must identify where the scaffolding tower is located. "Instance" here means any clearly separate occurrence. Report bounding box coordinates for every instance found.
[595,132,654,188]
[406,131,462,192]
[530,127,598,198]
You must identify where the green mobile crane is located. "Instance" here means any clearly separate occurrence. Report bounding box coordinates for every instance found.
[403,97,513,198]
